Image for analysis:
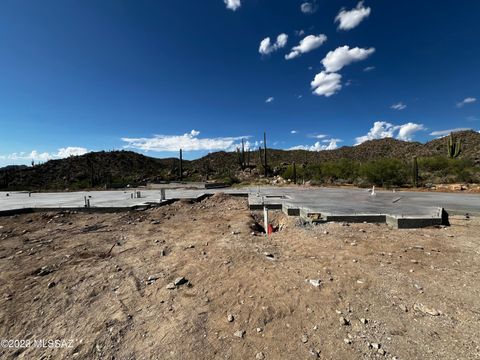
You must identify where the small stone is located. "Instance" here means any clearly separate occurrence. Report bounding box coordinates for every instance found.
[399,304,408,312]
[255,352,265,360]
[339,317,349,325]
[309,279,321,287]
[371,343,380,350]
[227,314,234,322]
[147,275,159,282]
[360,318,368,324]
[174,277,188,286]
[378,348,386,355]
[414,303,440,316]
[323,230,328,235]
[343,338,352,344]
[47,281,56,288]
[352,259,358,263]
[301,334,308,343]
[234,330,245,338]
[309,348,320,357]
[256,327,263,332]
[166,283,176,290]
[411,259,418,264]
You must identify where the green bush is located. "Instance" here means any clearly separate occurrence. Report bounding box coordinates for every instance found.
[359,158,408,187]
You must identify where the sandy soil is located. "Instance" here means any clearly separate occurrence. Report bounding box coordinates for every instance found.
[0,194,479,359]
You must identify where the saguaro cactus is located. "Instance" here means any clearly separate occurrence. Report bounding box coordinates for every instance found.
[447,133,462,158]
[412,156,419,187]
[179,149,183,180]
[293,162,297,184]
[263,132,268,177]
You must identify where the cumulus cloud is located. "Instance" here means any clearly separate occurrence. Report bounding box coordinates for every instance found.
[291,130,298,134]
[121,130,248,152]
[335,1,371,30]
[355,121,425,144]
[429,128,471,137]
[322,46,375,73]
[456,97,476,108]
[311,71,342,97]
[223,0,241,11]
[289,138,341,151]
[363,66,375,72]
[300,1,318,14]
[391,102,407,110]
[259,34,288,55]
[265,97,274,103]
[0,147,88,163]
[285,34,327,60]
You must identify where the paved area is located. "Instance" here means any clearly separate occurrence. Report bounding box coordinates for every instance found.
[0,187,478,228]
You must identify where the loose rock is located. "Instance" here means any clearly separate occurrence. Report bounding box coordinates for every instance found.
[234,330,245,338]
[174,277,188,286]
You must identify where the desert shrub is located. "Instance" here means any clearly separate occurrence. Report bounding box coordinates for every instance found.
[359,158,409,186]
[282,164,305,181]
[418,156,479,183]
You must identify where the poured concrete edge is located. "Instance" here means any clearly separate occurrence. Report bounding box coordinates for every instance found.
[249,195,445,229]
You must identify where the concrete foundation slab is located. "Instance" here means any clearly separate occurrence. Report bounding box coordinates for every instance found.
[0,186,478,229]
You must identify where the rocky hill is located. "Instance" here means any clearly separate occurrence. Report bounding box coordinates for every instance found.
[1,130,479,190]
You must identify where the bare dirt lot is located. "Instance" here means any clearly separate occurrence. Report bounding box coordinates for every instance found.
[0,194,479,359]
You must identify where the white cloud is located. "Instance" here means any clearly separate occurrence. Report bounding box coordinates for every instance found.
[289,138,341,151]
[265,97,274,103]
[0,147,88,163]
[301,1,318,14]
[429,128,471,137]
[259,34,288,55]
[223,0,241,11]
[295,30,305,37]
[322,46,375,73]
[391,102,407,110]
[122,130,248,152]
[291,130,298,134]
[355,121,425,144]
[285,34,327,60]
[396,123,425,141]
[363,66,375,72]
[456,97,476,108]
[335,1,371,30]
[55,147,89,158]
[311,71,342,97]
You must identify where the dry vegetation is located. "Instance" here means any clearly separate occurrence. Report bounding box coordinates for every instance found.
[0,194,479,359]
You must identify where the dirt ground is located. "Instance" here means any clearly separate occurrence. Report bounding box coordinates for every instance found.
[0,194,479,360]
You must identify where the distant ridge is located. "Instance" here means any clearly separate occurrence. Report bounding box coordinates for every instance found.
[1,130,479,190]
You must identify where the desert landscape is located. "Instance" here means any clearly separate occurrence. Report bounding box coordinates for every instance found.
[1,193,479,359]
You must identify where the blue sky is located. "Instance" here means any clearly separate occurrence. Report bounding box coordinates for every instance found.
[0,0,479,165]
